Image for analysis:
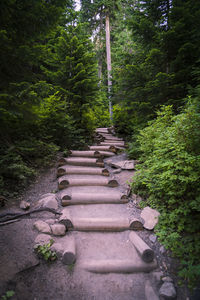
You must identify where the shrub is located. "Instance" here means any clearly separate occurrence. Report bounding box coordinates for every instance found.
[131,100,200,287]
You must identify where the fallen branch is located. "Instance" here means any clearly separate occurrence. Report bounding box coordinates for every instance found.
[0,219,21,226]
[0,207,61,223]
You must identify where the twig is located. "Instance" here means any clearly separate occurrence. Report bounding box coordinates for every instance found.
[0,207,61,223]
[0,219,21,226]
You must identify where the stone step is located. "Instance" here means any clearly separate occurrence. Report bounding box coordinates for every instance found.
[58,157,104,167]
[58,175,119,190]
[57,166,109,177]
[88,145,117,153]
[69,150,101,158]
[61,192,128,206]
[80,259,157,274]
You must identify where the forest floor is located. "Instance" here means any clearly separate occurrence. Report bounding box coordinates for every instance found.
[0,152,190,300]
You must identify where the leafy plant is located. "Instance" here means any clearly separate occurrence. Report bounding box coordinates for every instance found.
[131,100,200,287]
[35,240,57,262]
[0,291,15,300]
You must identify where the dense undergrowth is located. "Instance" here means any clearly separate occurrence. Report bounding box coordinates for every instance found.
[129,98,200,287]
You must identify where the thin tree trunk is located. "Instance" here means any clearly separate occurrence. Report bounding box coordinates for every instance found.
[105,13,113,120]
[98,8,103,81]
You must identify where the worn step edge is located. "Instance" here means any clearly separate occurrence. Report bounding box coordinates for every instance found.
[80,259,157,274]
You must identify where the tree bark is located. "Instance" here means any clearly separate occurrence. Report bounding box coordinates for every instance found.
[105,13,113,120]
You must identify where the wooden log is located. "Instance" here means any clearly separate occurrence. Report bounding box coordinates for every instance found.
[58,176,118,190]
[129,218,144,230]
[59,208,73,229]
[100,141,125,146]
[100,135,123,141]
[81,259,157,273]
[98,151,115,157]
[100,142,127,148]
[61,237,76,265]
[58,157,104,167]
[129,231,154,263]
[70,217,131,231]
[89,145,117,153]
[95,128,111,133]
[57,166,109,177]
[69,150,101,158]
[61,192,128,206]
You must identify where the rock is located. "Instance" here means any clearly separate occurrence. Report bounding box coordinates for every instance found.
[20,200,30,210]
[34,221,51,234]
[160,245,166,254]
[159,282,176,299]
[37,194,58,210]
[45,219,55,225]
[107,160,135,170]
[51,224,66,236]
[113,168,122,174]
[50,242,64,258]
[34,234,53,246]
[145,280,159,300]
[152,271,164,282]
[149,234,157,243]
[162,276,173,283]
[141,206,160,230]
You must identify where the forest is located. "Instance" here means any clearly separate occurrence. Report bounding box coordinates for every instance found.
[0,0,199,288]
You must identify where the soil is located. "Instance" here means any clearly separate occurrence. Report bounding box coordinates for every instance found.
[0,152,191,300]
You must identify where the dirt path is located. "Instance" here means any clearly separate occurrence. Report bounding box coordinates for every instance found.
[0,129,189,300]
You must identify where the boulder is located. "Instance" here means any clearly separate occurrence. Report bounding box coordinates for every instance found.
[37,194,58,210]
[50,243,64,258]
[34,234,53,246]
[34,220,51,234]
[51,224,66,236]
[45,219,55,225]
[107,160,135,170]
[20,200,30,210]
[149,234,157,243]
[159,282,176,299]
[141,206,160,230]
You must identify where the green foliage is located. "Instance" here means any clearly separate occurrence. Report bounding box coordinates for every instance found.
[0,291,15,300]
[131,100,200,286]
[35,240,57,262]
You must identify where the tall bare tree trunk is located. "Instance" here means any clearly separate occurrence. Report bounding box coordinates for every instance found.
[105,13,113,120]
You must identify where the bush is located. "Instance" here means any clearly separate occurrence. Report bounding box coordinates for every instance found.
[131,100,200,287]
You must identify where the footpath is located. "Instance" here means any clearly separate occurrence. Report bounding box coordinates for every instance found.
[0,128,180,300]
